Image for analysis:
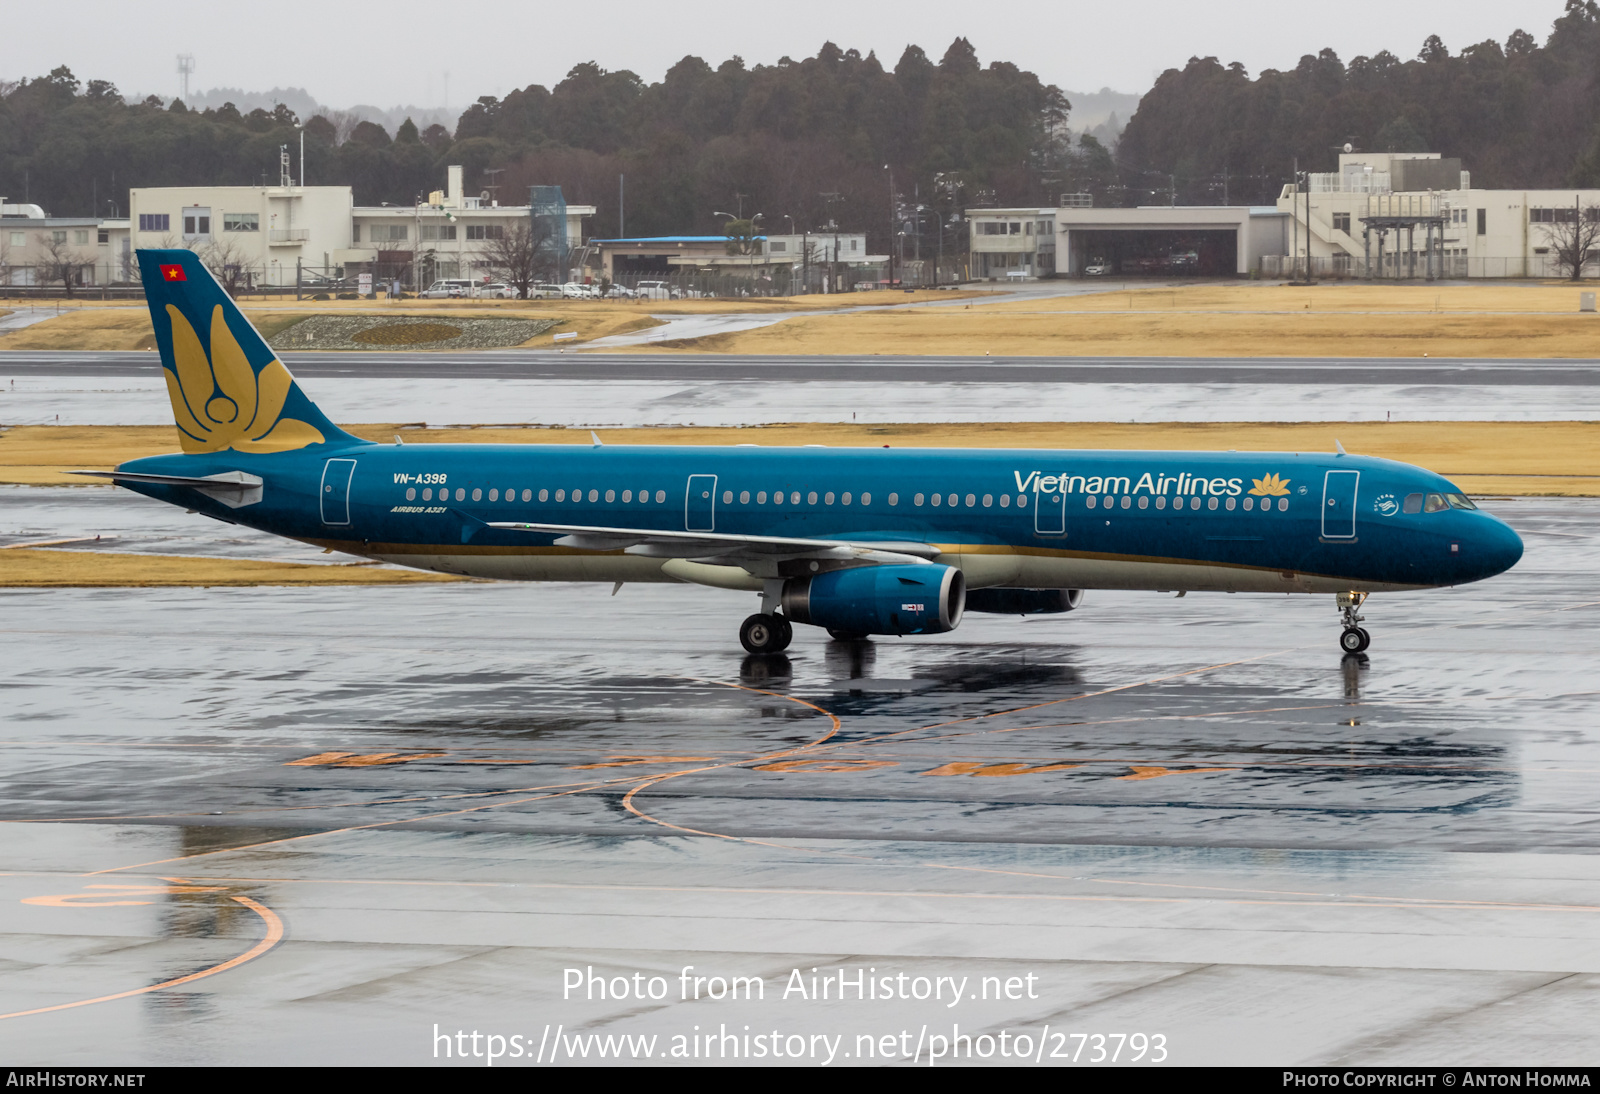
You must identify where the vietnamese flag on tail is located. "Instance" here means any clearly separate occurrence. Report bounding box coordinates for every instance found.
[159,264,186,281]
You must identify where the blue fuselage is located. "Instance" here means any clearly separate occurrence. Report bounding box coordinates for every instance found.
[119,440,1524,595]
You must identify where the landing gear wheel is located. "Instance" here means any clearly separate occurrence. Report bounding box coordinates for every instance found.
[828,628,869,642]
[1339,626,1371,654]
[740,613,791,654]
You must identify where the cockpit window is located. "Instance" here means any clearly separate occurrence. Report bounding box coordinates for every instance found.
[1402,493,1423,514]
[1423,493,1448,513]
[1446,493,1477,510]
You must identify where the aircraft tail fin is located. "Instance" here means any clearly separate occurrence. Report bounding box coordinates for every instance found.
[136,248,359,454]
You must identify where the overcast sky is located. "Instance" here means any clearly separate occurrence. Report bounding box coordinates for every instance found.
[1,0,1561,111]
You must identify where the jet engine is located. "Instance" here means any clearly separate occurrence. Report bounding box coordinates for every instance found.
[963,588,1084,615]
[782,564,965,636]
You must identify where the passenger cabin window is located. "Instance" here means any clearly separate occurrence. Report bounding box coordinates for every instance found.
[1403,493,1424,514]
[1424,493,1448,513]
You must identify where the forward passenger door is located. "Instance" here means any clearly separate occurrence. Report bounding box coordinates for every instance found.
[1321,470,1359,540]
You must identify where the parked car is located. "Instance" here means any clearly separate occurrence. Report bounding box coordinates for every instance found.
[560,282,598,299]
[473,282,514,299]
[634,280,680,299]
[603,283,637,299]
[1084,264,1108,276]
[528,283,563,299]
[420,279,474,299]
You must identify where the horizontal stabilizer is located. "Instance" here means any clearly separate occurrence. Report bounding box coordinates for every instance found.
[71,469,264,509]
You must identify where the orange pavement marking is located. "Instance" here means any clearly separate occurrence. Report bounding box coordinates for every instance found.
[921,761,1084,777]
[0,892,283,1021]
[571,755,717,769]
[750,759,898,773]
[22,882,226,907]
[284,752,445,767]
[1119,766,1239,781]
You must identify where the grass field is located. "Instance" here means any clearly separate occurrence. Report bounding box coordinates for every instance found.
[7,420,1596,496]
[649,282,1600,357]
[0,546,466,587]
[0,289,972,351]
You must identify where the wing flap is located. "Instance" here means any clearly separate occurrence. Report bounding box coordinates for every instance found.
[487,521,940,563]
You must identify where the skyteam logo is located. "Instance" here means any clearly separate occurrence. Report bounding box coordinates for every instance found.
[1374,494,1400,516]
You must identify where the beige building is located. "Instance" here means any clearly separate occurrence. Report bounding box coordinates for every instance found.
[128,183,354,288]
[1,203,130,287]
[1276,151,1600,278]
[967,209,1058,278]
[124,168,594,288]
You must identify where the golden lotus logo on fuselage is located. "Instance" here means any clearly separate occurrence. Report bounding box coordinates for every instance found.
[1249,473,1292,497]
[163,304,324,454]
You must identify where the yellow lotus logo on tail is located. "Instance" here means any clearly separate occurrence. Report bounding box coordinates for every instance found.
[1249,472,1292,496]
[163,304,324,453]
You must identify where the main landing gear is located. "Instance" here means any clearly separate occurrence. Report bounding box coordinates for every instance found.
[739,613,793,654]
[1337,591,1371,653]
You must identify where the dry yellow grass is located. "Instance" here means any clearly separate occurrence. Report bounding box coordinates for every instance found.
[9,420,1597,495]
[631,282,1600,357]
[0,547,465,587]
[0,289,973,351]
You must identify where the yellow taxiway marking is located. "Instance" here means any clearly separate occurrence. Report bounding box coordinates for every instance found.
[1118,765,1239,781]
[571,755,718,769]
[22,882,228,907]
[921,761,1084,778]
[0,887,283,1021]
[750,759,898,773]
[284,751,446,767]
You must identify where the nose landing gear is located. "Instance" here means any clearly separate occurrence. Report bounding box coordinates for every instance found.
[1336,591,1370,653]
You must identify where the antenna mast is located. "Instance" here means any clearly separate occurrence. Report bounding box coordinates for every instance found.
[176,54,195,102]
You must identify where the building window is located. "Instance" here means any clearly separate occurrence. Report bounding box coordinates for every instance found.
[137,214,170,232]
[1332,213,1351,233]
[182,207,211,239]
[386,225,408,241]
[1477,209,1486,235]
[420,225,457,241]
[74,230,89,245]
[466,224,505,241]
[223,212,259,232]
[8,231,24,247]
[350,225,360,242]
[97,229,108,243]
[51,230,67,243]
[769,241,786,252]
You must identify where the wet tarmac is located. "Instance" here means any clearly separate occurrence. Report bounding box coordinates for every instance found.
[2,493,1598,1065]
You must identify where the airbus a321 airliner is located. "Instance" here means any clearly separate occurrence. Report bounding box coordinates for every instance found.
[80,249,1524,655]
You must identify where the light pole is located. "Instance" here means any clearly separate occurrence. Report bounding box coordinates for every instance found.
[296,122,305,187]
[884,165,896,287]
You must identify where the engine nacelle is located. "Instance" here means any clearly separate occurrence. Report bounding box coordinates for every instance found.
[964,588,1084,615]
[782,564,965,636]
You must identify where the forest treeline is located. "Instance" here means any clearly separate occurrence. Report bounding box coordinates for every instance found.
[1121,0,1600,204]
[5,5,1600,249]
[0,40,1076,252]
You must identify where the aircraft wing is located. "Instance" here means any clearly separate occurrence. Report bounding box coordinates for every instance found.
[485,520,940,565]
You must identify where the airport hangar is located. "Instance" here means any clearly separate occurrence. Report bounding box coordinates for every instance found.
[968,204,1289,278]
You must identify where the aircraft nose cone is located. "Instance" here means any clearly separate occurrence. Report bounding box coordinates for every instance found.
[1477,517,1524,578]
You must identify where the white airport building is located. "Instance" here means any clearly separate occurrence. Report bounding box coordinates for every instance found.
[1,203,130,288]
[118,167,594,289]
[968,151,1600,280]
